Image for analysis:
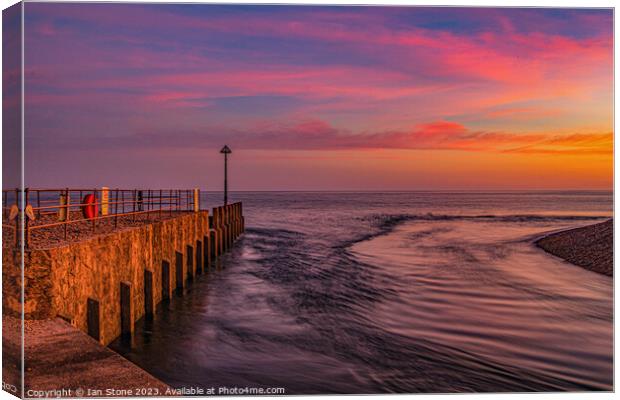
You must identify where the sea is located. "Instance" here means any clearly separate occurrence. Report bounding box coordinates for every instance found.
[110,191,613,393]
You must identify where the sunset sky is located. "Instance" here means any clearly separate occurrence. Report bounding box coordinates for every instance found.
[16,4,613,190]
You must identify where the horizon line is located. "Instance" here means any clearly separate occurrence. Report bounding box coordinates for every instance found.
[200,189,613,193]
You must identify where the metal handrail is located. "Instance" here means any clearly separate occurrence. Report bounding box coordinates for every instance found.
[2,188,199,248]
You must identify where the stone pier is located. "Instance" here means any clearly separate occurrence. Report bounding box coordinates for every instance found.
[3,202,245,346]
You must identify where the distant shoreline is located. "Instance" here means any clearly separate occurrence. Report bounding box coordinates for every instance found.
[536,219,613,277]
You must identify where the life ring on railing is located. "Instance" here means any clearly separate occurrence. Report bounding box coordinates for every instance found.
[81,194,98,219]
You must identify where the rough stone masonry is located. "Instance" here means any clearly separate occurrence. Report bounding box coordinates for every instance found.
[4,211,213,345]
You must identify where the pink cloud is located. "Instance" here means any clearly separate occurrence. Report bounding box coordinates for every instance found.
[23,5,613,161]
[78,118,608,156]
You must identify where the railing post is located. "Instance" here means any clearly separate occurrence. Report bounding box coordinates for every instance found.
[132,189,136,222]
[24,188,29,249]
[194,188,200,212]
[92,188,97,232]
[114,189,119,228]
[13,188,18,248]
[146,189,151,220]
[101,187,109,216]
[64,188,70,240]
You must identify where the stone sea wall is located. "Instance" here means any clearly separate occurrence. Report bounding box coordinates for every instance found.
[4,211,212,345]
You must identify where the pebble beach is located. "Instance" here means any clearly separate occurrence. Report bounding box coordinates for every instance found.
[536,219,613,276]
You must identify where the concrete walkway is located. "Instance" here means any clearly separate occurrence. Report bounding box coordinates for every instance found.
[3,317,171,398]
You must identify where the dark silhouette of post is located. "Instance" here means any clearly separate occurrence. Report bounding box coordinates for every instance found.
[220,145,232,205]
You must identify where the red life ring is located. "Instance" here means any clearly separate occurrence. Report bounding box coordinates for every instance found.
[81,194,99,219]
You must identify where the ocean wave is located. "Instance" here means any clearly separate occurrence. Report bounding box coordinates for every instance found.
[344,213,609,249]
[361,213,609,226]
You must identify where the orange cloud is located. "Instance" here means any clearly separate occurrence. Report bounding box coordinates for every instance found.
[504,133,613,155]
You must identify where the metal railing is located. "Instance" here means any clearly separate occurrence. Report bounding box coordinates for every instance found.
[2,188,198,248]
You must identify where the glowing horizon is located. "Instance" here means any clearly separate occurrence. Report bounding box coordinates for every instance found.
[12,4,613,190]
